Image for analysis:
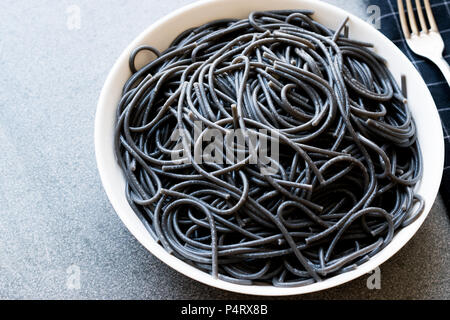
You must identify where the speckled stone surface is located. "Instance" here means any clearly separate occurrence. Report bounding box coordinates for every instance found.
[0,0,448,300]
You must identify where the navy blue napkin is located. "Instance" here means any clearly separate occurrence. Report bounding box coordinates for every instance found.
[370,0,450,211]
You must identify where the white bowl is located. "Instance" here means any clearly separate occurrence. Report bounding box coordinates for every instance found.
[95,0,444,296]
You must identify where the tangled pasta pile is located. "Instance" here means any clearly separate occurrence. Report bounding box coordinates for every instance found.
[115,10,424,286]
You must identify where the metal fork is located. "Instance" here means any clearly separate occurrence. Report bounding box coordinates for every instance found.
[397,0,450,85]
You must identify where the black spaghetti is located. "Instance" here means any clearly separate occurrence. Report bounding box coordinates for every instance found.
[114,10,424,286]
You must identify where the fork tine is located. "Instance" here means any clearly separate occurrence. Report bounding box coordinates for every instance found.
[415,0,428,33]
[423,0,439,32]
[405,0,420,35]
[397,0,411,38]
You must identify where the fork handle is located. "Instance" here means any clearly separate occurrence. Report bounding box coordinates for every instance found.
[429,56,450,87]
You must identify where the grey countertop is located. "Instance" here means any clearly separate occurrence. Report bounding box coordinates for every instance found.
[0,0,448,300]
